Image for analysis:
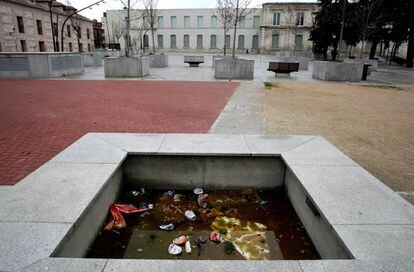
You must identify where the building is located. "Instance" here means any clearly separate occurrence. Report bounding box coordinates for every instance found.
[103,2,318,55]
[0,0,95,53]
[93,19,105,49]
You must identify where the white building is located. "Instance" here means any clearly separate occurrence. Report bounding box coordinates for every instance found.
[103,2,318,55]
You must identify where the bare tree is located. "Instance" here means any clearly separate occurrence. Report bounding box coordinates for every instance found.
[231,0,254,58]
[111,21,125,43]
[142,0,159,54]
[285,5,299,55]
[216,0,234,56]
[70,18,82,52]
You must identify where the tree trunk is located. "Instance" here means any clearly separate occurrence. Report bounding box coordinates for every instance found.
[406,25,414,68]
[49,2,56,52]
[151,27,155,54]
[232,0,239,59]
[78,36,80,52]
[224,27,227,56]
[359,40,365,59]
[369,39,378,59]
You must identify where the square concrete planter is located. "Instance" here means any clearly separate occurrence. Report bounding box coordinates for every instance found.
[214,58,254,80]
[104,56,150,77]
[149,54,168,67]
[344,58,379,71]
[312,61,363,82]
[212,55,238,67]
[81,53,103,67]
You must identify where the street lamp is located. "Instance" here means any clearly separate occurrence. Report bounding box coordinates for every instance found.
[60,0,105,52]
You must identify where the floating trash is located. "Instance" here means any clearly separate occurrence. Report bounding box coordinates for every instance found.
[166,190,175,197]
[104,204,151,231]
[198,236,207,244]
[185,210,196,221]
[159,223,174,231]
[173,194,182,203]
[209,231,224,243]
[130,191,140,197]
[193,188,203,195]
[185,240,192,254]
[197,194,208,208]
[168,244,182,255]
[173,235,187,245]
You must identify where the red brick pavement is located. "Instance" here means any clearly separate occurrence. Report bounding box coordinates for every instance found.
[0,80,238,185]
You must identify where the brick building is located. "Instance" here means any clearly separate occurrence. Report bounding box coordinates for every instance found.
[0,0,94,52]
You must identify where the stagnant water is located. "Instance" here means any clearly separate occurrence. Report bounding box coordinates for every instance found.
[87,189,320,260]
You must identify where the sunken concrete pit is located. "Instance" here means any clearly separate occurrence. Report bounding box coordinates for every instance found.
[1,134,413,271]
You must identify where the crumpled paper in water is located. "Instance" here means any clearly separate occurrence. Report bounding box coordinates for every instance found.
[211,216,270,260]
[104,204,150,230]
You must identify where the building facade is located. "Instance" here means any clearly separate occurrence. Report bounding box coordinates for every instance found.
[0,0,95,53]
[104,2,318,55]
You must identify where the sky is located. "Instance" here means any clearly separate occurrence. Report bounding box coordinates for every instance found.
[65,0,317,21]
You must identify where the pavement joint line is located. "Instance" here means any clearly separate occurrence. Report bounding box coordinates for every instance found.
[49,162,120,165]
[282,136,318,153]
[94,135,129,153]
[156,134,167,153]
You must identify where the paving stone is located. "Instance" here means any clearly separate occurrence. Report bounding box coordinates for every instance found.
[94,133,166,154]
[289,165,414,224]
[18,258,107,272]
[0,222,72,272]
[244,135,316,155]
[50,134,127,164]
[0,162,119,223]
[333,225,414,264]
[282,136,357,166]
[300,260,380,272]
[159,134,250,155]
[104,260,302,272]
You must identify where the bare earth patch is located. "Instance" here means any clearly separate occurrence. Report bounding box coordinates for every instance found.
[260,82,414,204]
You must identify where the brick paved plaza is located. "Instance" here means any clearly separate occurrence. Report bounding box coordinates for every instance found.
[0,80,238,185]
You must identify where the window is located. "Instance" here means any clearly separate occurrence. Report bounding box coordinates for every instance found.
[296,12,304,26]
[157,34,163,48]
[144,35,149,47]
[184,16,190,28]
[20,40,27,52]
[53,22,58,37]
[69,42,73,52]
[78,27,82,38]
[272,12,280,26]
[87,29,90,39]
[210,34,217,48]
[211,16,217,28]
[79,43,83,52]
[239,16,245,28]
[158,16,164,28]
[171,16,177,28]
[17,16,25,33]
[238,35,245,49]
[272,34,279,49]
[197,35,203,49]
[88,43,91,52]
[197,16,203,28]
[253,16,260,28]
[67,25,71,37]
[252,35,259,49]
[364,41,373,52]
[36,20,43,35]
[39,41,46,52]
[183,34,189,48]
[295,35,303,49]
[225,35,231,49]
[170,35,176,48]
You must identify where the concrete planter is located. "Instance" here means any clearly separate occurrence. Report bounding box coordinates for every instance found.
[149,54,168,67]
[281,56,310,70]
[104,56,150,77]
[0,52,83,78]
[81,53,103,67]
[312,61,363,82]
[214,58,254,80]
[212,55,238,67]
[344,58,379,71]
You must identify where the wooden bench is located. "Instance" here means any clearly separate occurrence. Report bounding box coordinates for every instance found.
[267,62,299,76]
[184,56,204,67]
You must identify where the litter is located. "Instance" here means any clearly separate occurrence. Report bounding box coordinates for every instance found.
[184,210,196,221]
[104,204,151,231]
[209,231,224,243]
[185,240,192,254]
[194,239,202,257]
[159,223,174,231]
[168,244,182,255]
[198,236,207,244]
[197,194,208,208]
[173,235,188,245]
[130,191,139,197]
[193,188,203,195]
[173,194,182,203]
[166,190,175,197]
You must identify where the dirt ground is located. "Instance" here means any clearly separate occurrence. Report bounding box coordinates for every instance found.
[260,82,414,204]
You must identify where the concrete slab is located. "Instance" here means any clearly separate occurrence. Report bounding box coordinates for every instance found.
[159,134,250,155]
[300,260,379,272]
[244,135,316,155]
[282,136,357,166]
[50,134,127,164]
[334,225,414,264]
[0,162,120,223]
[94,133,166,154]
[288,165,414,225]
[104,260,303,272]
[0,222,72,272]
[18,258,107,272]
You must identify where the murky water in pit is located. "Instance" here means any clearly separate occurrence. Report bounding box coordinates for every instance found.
[87,189,320,260]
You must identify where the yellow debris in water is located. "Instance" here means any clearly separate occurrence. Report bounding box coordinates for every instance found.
[211,216,270,260]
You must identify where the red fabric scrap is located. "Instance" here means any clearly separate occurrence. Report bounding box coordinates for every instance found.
[104,204,150,230]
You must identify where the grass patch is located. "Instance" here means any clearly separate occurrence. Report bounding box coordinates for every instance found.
[264,82,279,89]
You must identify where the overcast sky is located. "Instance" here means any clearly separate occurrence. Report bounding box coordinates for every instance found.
[66,0,316,21]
